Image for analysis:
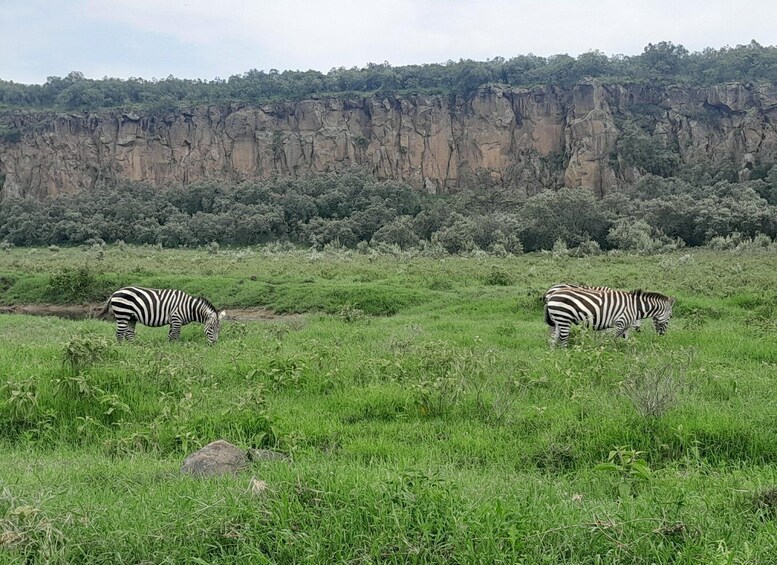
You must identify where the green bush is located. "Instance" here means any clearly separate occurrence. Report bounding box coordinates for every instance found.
[45,266,114,303]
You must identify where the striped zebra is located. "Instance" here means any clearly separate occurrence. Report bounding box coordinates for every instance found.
[100,287,226,345]
[543,284,642,333]
[544,287,675,347]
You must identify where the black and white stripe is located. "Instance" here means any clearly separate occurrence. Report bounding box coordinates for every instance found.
[543,284,642,332]
[544,287,675,347]
[102,287,226,345]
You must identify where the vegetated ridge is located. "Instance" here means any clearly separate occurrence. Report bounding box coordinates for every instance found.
[2,41,777,199]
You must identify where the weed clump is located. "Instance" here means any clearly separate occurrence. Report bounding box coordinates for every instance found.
[61,334,114,373]
[753,487,777,520]
[337,302,366,323]
[621,348,693,419]
[0,488,65,560]
[483,266,512,286]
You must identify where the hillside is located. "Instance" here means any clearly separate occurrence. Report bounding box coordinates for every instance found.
[2,80,777,199]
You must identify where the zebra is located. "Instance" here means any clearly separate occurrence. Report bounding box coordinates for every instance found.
[544,287,675,347]
[100,287,226,345]
[543,284,642,333]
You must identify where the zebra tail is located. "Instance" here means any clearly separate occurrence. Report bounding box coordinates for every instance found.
[96,299,113,320]
[544,303,553,327]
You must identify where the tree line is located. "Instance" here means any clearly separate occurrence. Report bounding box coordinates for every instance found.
[2,167,776,254]
[1,41,777,111]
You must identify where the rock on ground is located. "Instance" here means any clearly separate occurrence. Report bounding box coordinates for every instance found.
[181,439,249,477]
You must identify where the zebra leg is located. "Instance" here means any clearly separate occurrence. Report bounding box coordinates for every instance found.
[555,322,571,347]
[116,320,127,342]
[125,320,136,342]
[168,317,182,341]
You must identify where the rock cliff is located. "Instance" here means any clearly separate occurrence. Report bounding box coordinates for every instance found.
[2,81,777,200]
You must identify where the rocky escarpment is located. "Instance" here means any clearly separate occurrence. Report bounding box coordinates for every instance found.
[1,81,777,200]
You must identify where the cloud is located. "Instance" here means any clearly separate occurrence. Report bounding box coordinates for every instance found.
[2,0,777,83]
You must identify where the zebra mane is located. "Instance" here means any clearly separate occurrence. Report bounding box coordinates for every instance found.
[632,289,670,301]
[195,295,218,315]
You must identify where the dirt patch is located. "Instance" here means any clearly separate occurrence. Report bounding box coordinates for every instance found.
[0,303,103,320]
[0,303,298,323]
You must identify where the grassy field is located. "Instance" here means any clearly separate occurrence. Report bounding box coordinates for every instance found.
[1,245,777,563]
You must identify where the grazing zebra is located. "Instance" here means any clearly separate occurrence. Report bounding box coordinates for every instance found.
[544,287,675,347]
[543,284,642,332]
[100,287,226,345]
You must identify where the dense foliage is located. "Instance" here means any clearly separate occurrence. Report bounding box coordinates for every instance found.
[2,167,777,253]
[2,41,777,110]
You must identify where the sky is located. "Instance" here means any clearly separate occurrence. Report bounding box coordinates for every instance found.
[2,0,777,85]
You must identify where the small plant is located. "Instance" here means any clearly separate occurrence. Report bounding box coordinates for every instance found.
[262,356,308,390]
[753,487,777,521]
[653,521,690,540]
[621,348,693,419]
[337,302,366,323]
[407,341,484,417]
[483,266,512,286]
[0,488,65,559]
[272,130,283,155]
[595,446,652,498]
[206,241,220,255]
[0,377,39,422]
[61,334,114,373]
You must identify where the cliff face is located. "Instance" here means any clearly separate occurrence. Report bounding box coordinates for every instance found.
[2,81,777,200]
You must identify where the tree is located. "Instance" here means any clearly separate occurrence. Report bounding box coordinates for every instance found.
[517,188,610,251]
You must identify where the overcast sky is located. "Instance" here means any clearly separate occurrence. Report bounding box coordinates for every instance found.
[2,0,777,85]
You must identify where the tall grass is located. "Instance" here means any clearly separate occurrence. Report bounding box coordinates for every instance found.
[1,246,777,562]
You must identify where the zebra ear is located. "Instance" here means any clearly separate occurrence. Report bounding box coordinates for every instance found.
[219,310,227,320]
[669,297,676,306]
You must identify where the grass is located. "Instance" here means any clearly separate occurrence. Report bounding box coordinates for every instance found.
[1,245,777,562]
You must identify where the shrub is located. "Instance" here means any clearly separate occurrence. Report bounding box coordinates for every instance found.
[45,266,114,303]
[707,232,774,253]
[61,334,115,373]
[607,219,684,254]
[483,266,512,286]
[431,214,478,254]
[621,349,693,419]
[371,216,420,249]
[571,237,602,256]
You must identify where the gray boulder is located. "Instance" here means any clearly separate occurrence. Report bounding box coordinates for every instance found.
[181,439,249,477]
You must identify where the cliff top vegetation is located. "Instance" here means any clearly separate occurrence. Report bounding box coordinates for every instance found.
[2,41,777,112]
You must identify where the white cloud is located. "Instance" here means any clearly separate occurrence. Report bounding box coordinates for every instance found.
[2,0,777,83]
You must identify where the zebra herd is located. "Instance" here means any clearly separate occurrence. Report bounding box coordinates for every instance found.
[99,283,675,348]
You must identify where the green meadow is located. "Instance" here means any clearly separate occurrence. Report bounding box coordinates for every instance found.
[1,245,777,563]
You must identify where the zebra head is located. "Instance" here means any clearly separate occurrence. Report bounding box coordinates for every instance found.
[205,310,227,344]
[651,296,675,335]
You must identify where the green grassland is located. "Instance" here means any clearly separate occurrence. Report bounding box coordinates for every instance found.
[1,245,777,563]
